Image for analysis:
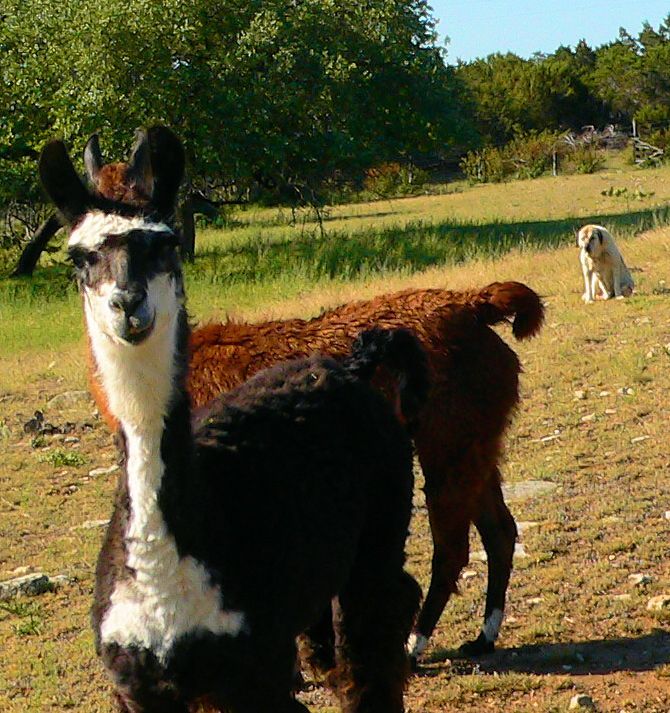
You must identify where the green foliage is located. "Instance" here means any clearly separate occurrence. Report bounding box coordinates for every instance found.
[460,130,563,183]
[0,0,474,206]
[0,600,43,637]
[362,162,429,197]
[455,44,607,147]
[506,130,563,179]
[460,146,506,184]
[454,15,670,160]
[601,185,656,201]
[568,146,605,174]
[38,449,87,468]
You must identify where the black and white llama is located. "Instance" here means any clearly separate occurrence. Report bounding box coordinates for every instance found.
[39,129,426,713]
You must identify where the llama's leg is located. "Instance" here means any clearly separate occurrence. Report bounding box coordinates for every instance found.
[409,442,494,662]
[102,645,190,713]
[112,691,135,713]
[212,642,310,713]
[112,689,189,713]
[222,692,309,713]
[330,459,419,713]
[299,606,336,680]
[460,472,517,656]
[331,569,420,713]
[409,489,472,662]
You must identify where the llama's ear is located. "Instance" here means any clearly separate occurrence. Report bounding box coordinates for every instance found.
[83,134,104,184]
[126,127,154,197]
[39,141,92,224]
[147,125,185,218]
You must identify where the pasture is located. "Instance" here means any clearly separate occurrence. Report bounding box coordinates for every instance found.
[1,161,670,711]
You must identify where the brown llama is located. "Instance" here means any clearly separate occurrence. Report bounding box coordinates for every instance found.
[85,128,545,663]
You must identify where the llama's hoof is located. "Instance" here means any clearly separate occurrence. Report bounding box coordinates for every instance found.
[457,633,495,658]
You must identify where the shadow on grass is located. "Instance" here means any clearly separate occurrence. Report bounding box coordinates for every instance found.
[4,205,670,298]
[421,629,670,676]
[191,206,670,285]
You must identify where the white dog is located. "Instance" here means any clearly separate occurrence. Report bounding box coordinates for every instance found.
[577,224,634,303]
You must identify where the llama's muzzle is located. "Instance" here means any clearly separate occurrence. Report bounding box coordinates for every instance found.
[108,287,154,344]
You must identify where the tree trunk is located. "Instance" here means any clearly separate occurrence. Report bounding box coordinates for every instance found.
[179,199,196,261]
[11,213,62,277]
[179,193,220,261]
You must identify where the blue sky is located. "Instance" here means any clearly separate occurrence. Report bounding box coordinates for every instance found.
[430,0,670,63]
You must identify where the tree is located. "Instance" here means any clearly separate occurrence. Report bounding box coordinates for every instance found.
[0,0,474,208]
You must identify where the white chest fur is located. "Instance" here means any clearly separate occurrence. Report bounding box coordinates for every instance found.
[100,550,246,664]
[100,423,245,663]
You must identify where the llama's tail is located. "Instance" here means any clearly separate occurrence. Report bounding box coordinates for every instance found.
[469,281,545,340]
[345,327,430,426]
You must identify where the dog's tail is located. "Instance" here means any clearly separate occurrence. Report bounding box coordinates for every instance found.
[468,281,545,340]
[344,327,430,426]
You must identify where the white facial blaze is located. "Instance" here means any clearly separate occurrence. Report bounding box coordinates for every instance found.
[68,211,172,250]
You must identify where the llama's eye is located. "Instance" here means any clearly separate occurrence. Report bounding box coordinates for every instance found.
[69,249,98,269]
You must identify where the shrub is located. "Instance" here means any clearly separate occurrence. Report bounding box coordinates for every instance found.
[362,163,429,197]
[569,145,606,174]
[505,130,563,180]
[39,449,88,468]
[460,146,507,184]
[461,130,565,184]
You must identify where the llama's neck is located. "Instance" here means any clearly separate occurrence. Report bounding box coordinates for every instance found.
[87,302,183,431]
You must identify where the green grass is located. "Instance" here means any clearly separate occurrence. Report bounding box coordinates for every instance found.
[38,449,88,468]
[0,601,44,637]
[5,158,670,360]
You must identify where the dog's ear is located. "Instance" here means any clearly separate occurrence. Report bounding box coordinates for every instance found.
[592,228,603,244]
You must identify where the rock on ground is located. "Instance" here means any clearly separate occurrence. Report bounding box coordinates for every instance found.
[0,572,72,600]
[647,594,670,612]
[569,693,595,710]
